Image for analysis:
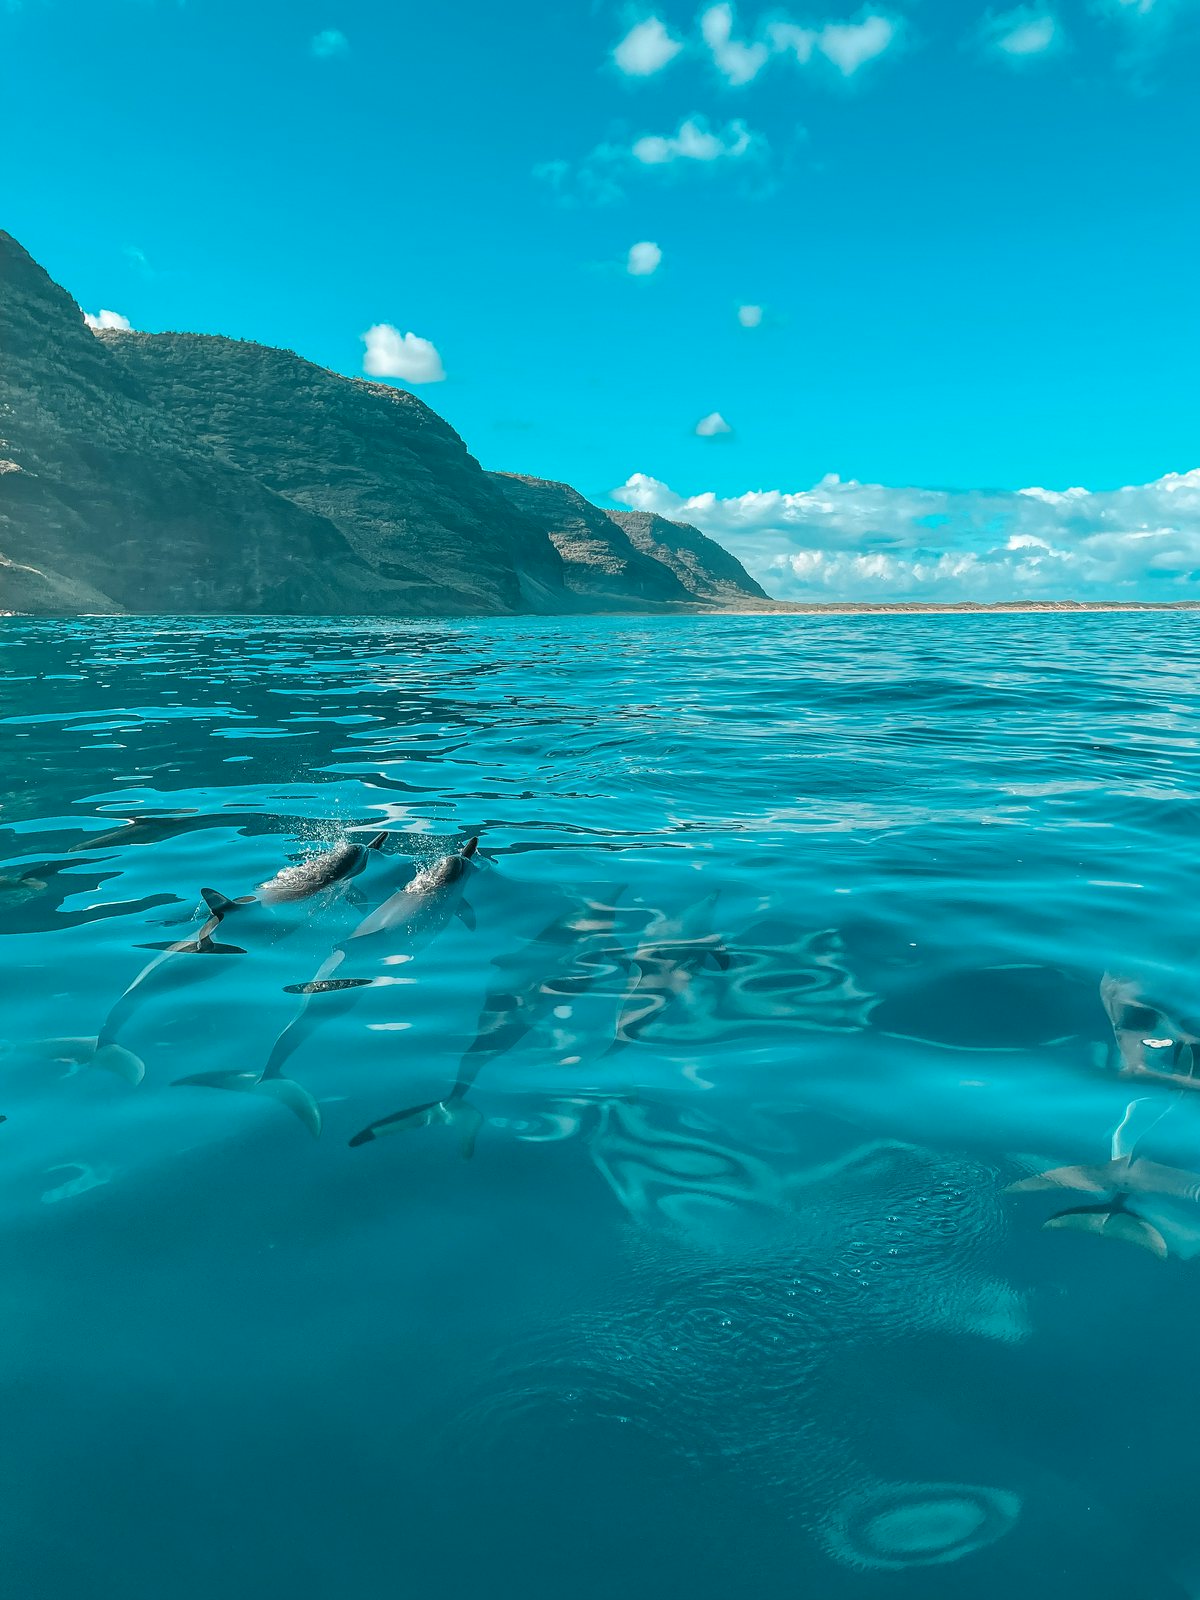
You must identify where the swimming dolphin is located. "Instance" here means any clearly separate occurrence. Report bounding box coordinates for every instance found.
[68,811,198,854]
[93,897,253,1082]
[1007,1098,1195,1258]
[348,887,625,1156]
[253,832,388,904]
[176,837,479,1136]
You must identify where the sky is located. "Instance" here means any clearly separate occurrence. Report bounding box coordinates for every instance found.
[3,0,1200,601]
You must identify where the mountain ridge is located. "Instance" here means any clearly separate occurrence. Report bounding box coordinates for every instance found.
[0,231,767,616]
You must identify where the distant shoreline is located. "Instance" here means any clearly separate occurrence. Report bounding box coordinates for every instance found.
[2,601,1198,621]
[708,600,1200,616]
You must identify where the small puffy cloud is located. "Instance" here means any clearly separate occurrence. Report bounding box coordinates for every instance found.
[627,240,663,275]
[632,115,759,165]
[83,309,132,332]
[361,324,445,383]
[611,467,1200,601]
[695,411,733,437]
[817,14,897,73]
[736,303,763,327]
[311,29,350,58]
[983,8,1063,56]
[768,12,898,74]
[613,15,684,75]
[700,3,770,83]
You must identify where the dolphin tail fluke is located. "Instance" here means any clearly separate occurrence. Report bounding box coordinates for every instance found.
[1006,1163,1112,1195]
[366,832,389,850]
[200,888,257,918]
[1043,1202,1168,1258]
[92,1042,146,1086]
[255,1075,323,1138]
[173,1068,322,1136]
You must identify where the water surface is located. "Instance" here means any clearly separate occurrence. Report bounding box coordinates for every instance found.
[3,614,1200,1599]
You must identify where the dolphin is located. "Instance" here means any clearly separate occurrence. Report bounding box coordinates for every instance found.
[176,837,479,1136]
[348,887,625,1157]
[253,832,388,904]
[93,895,254,1082]
[68,811,198,854]
[1008,1097,1195,1258]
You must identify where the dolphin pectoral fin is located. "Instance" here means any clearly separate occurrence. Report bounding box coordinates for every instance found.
[1043,1203,1169,1258]
[254,1076,323,1138]
[1006,1164,1112,1195]
[92,1043,146,1086]
[366,832,389,851]
[456,902,477,932]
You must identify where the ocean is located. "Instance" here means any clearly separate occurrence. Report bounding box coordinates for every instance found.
[2,612,1199,1599]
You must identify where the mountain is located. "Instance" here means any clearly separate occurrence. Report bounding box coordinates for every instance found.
[0,231,766,616]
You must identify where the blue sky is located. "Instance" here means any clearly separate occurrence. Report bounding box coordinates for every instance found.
[3,0,1200,600]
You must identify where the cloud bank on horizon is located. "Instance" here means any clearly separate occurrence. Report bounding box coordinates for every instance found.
[613,467,1200,603]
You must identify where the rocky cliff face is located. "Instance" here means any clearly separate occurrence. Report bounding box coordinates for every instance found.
[607,509,768,604]
[0,231,766,615]
[487,472,692,609]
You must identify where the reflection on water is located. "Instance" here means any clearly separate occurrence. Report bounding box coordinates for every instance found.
[3,613,1200,1600]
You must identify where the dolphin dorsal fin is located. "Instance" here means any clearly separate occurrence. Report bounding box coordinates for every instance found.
[367,832,388,850]
[462,836,479,859]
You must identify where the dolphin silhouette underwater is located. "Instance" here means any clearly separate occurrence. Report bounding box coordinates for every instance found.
[175,837,478,1137]
[1100,972,1199,1086]
[348,888,626,1156]
[1008,1097,1200,1259]
[610,892,731,1048]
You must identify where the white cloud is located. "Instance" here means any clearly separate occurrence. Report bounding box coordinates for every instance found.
[737,303,763,327]
[984,8,1063,56]
[361,324,445,383]
[695,412,733,436]
[817,14,897,73]
[768,12,898,74]
[611,467,1200,601]
[310,28,350,58]
[767,20,818,60]
[613,16,684,75]
[700,3,770,83]
[632,115,759,164]
[83,309,132,332]
[627,240,663,275]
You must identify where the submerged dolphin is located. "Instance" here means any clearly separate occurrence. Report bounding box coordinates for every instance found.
[176,837,479,1136]
[348,888,625,1156]
[253,832,388,904]
[68,811,198,854]
[1007,1097,1200,1258]
[92,897,252,1083]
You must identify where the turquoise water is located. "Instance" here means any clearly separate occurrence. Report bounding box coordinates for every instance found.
[3,613,1200,1598]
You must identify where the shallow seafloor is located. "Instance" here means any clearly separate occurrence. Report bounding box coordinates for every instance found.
[3,613,1200,1600]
